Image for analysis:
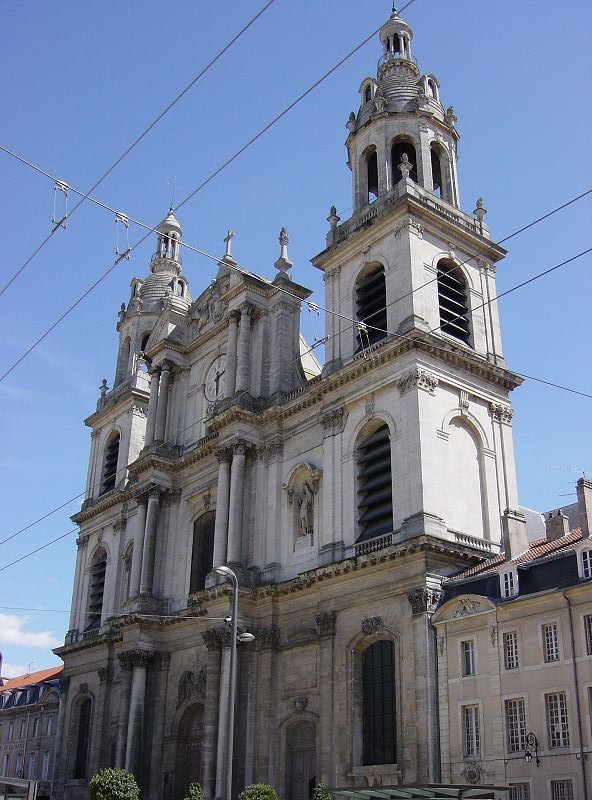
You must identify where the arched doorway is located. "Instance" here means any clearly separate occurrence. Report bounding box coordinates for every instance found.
[175,703,203,800]
[285,721,316,800]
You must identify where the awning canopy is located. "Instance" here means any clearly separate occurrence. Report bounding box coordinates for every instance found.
[333,786,507,799]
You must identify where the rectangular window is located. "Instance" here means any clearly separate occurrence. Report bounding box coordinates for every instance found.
[462,640,475,676]
[503,571,515,598]
[2,753,9,777]
[46,715,53,737]
[546,692,570,748]
[504,631,520,670]
[7,722,13,742]
[27,753,35,780]
[41,751,50,781]
[509,785,530,800]
[462,705,480,756]
[505,697,527,752]
[583,549,592,579]
[543,623,560,662]
[584,615,592,656]
[551,780,574,800]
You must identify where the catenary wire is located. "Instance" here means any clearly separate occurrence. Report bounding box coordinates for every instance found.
[0,0,419,383]
[0,0,277,299]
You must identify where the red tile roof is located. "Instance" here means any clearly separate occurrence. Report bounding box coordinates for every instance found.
[1,666,62,691]
[448,529,583,583]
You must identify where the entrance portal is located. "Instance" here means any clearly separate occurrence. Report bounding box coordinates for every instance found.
[175,703,203,800]
[285,721,316,800]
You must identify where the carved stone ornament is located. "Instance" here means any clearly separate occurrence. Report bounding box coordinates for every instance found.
[361,616,384,636]
[394,220,423,239]
[489,624,497,647]
[365,393,375,417]
[459,390,470,415]
[315,611,337,638]
[452,598,483,618]
[113,514,127,533]
[407,589,442,615]
[397,368,439,396]
[462,763,482,785]
[258,626,281,650]
[76,534,90,549]
[320,406,345,436]
[79,682,89,695]
[201,628,222,652]
[97,666,114,684]
[177,667,206,707]
[293,696,308,714]
[489,402,514,425]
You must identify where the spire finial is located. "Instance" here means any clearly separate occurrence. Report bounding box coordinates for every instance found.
[224,230,235,260]
[274,227,293,278]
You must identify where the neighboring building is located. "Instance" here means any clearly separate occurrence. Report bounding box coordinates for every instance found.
[0,666,63,799]
[54,9,524,800]
[433,478,592,799]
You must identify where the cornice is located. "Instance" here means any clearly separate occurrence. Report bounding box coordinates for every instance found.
[85,385,149,428]
[72,488,133,524]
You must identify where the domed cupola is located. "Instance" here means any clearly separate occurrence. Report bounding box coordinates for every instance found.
[377,7,419,85]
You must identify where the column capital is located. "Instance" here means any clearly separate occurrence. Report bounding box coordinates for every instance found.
[160,360,174,373]
[228,309,240,323]
[231,439,250,457]
[149,364,161,377]
[407,588,442,615]
[98,665,114,684]
[154,652,171,672]
[76,533,89,549]
[215,445,233,464]
[239,302,254,317]
[118,648,154,670]
[489,401,514,425]
[315,611,337,638]
[257,626,281,651]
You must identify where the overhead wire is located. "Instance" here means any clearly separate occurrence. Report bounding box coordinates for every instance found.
[0,0,278,299]
[0,0,419,383]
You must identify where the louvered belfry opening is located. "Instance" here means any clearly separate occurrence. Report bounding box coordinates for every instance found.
[356,266,387,349]
[190,511,215,593]
[100,433,120,495]
[357,424,393,542]
[437,259,471,344]
[85,550,106,632]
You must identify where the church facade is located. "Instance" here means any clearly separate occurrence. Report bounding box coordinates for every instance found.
[54,10,524,800]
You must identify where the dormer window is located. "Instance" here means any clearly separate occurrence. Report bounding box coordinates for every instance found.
[501,569,518,598]
[581,548,592,579]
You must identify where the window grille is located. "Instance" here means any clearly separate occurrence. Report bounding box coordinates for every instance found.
[355,266,387,347]
[551,780,574,800]
[461,640,475,676]
[543,623,560,662]
[362,640,396,765]
[356,424,393,542]
[509,785,530,800]
[505,698,527,752]
[503,631,519,670]
[462,705,480,756]
[584,615,592,656]
[546,692,570,748]
[100,433,120,495]
[437,261,470,344]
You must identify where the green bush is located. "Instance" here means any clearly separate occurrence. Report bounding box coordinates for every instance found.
[311,784,332,800]
[183,782,204,800]
[238,784,279,800]
[88,768,140,800]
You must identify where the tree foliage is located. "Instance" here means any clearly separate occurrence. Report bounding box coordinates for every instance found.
[311,784,333,800]
[88,768,140,800]
[238,784,279,800]
[183,782,205,800]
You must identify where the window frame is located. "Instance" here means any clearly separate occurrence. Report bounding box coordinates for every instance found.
[545,691,570,749]
[461,703,481,757]
[508,784,530,800]
[550,779,574,800]
[542,622,561,663]
[503,630,520,670]
[461,639,476,677]
[361,639,397,766]
[504,696,527,753]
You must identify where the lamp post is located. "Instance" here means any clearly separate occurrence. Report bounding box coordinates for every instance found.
[524,732,540,767]
[214,565,254,800]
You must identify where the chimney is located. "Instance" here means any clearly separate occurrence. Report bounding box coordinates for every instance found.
[545,509,569,541]
[502,508,529,559]
[576,478,592,539]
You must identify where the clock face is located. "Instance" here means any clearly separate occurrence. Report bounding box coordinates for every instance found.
[204,355,226,401]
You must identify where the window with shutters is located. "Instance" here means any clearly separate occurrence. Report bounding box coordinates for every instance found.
[356,423,393,542]
[355,265,387,348]
[100,431,120,495]
[190,511,215,594]
[581,548,592,579]
[437,259,471,345]
[85,548,107,632]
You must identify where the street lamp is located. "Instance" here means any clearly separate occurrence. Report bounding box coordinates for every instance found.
[214,566,254,800]
[524,732,540,767]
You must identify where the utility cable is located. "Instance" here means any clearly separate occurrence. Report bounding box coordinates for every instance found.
[0,0,277,299]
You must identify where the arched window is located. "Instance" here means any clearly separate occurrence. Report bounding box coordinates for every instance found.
[366,149,378,202]
[355,265,387,348]
[190,512,215,594]
[357,423,393,542]
[73,698,92,778]
[364,84,372,103]
[100,432,120,495]
[176,280,185,297]
[430,146,444,198]
[140,332,150,354]
[427,78,438,99]
[391,140,417,184]
[85,548,107,632]
[437,259,471,344]
[362,640,396,765]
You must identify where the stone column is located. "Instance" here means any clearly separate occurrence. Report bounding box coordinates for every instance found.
[144,366,160,447]
[89,665,113,774]
[68,534,88,634]
[50,676,70,800]
[129,498,148,599]
[154,362,172,442]
[225,311,239,397]
[115,653,134,769]
[226,441,247,565]
[215,631,232,798]
[147,653,171,800]
[125,649,154,776]
[201,630,222,800]
[316,612,337,785]
[212,448,232,569]
[139,488,161,596]
[235,304,252,393]
[254,627,280,783]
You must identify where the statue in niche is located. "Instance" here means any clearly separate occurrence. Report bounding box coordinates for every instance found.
[296,481,314,536]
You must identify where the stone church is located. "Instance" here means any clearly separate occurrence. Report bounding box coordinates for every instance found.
[54,9,524,800]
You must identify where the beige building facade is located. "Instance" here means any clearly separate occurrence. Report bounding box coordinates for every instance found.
[54,10,523,800]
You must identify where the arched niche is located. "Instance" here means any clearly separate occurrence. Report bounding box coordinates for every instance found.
[174,702,204,800]
[284,720,317,800]
[391,137,418,185]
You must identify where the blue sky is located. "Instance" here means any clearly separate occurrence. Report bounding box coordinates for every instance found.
[1,1,590,677]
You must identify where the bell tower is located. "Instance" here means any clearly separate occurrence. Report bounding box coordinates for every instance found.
[313,7,524,555]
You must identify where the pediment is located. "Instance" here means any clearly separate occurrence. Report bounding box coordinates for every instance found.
[146,308,189,351]
[431,593,495,624]
[190,276,230,335]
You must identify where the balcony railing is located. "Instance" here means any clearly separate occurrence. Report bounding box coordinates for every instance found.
[150,251,182,265]
[377,51,418,69]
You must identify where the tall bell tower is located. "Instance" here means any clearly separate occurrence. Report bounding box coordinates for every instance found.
[313,7,525,556]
